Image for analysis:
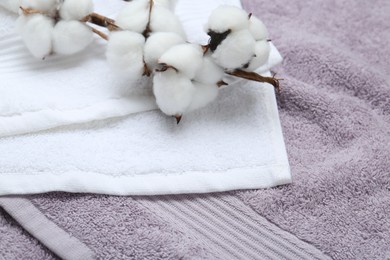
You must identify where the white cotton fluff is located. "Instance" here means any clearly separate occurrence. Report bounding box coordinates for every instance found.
[188,82,218,112]
[246,40,271,71]
[206,5,249,33]
[211,29,255,69]
[16,14,54,59]
[59,0,93,21]
[153,0,178,10]
[150,5,186,39]
[194,56,224,85]
[116,0,149,34]
[249,15,268,41]
[0,0,22,13]
[144,32,184,71]
[52,21,93,55]
[153,69,195,116]
[106,31,145,79]
[158,43,203,79]
[20,0,58,13]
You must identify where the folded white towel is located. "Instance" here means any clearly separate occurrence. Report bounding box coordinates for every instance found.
[0,0,291,195]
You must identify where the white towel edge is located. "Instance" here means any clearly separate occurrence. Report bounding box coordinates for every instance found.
[0,96,158,138]
[0,164,291,196]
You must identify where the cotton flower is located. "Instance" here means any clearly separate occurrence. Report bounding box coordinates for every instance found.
[0,0,22,13]
[248,15,268,41]
[187,82,219,112]
[144,32,185,71]
[52,20,93,55]
[153,69,195,118]
[150,5,186,39]
[59,0,94,21]
[158,43,203,79]
[16,14,54,59]
[116,0,150,34]
[106,31,145,80]
[194,56,224,85]
[206,5,249,33]
[245,40,271,71]
[211,29,255,70]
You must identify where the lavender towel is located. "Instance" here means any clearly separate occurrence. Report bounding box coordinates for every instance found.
[1,0,390,259]
[237,0,390,259]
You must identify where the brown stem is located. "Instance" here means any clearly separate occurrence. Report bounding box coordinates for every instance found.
[217,80,228,88]
[201,45,210,55]
[87,25,108,40]
[81,13,120,31]
[143,63,151,77]
[174,115,182,124]
[226,69,281,93]
[20,6,45,15]
[143,0,154,38]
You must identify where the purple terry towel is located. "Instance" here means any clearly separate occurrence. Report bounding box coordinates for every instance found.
[237,0,390,259]
[1,0,390,259]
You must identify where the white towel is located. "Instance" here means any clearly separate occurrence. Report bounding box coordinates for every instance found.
[0,0,291,195]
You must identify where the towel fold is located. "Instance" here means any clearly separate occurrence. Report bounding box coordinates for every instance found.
[0,0,291,195]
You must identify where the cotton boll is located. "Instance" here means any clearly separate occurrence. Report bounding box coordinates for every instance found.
[52,21,93,55]
[188,82,218,112]
[106,31,145,79]
[116,0,149,34]
[249,15,268,41]
[158,43,203,79]
[0,0,22,13]
[153,69,195,116]
[194,56,224,85]
[246,40,271,71]
[206,5,249,33]
[211,29,255,70]
[59,0,93,20]
[144,32,185,71]
[16,14,54,59]
[150,5,186,39]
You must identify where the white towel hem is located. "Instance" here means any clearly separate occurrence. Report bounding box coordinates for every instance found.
[0,164,291,195]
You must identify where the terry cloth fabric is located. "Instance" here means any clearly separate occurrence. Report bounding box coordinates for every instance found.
[235,0,390,259]
[0,0,291,195]
[0,193,331,260]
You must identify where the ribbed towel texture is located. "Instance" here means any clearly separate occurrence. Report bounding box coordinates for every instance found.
[0,0,291,195]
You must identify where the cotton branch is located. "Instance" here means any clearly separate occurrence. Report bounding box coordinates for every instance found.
[226,69,281,93]
[80,13,120,31]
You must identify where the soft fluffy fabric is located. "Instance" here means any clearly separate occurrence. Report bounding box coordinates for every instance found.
[237,0,390,259]
[0,209,56,259]
[4,0,385,258]
[0,0,157,137]
[1,0,388,258]
[0,0,290,196]
[1,192,331,259]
